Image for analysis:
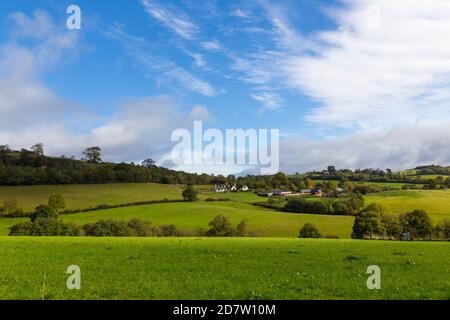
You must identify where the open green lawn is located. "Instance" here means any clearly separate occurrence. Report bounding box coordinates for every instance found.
[0,183,183,211]
[0,237,448,300]
[0,201,354,238]
[365,190,450,222]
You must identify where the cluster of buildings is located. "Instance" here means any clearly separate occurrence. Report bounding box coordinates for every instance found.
[213,184,329,198]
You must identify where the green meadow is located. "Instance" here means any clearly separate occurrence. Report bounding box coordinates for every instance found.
[0,237,448,300]
[365,190,450,222]
[0,201,354,238]
[0,183,182,211]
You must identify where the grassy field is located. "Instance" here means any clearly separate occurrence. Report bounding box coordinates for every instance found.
[365,190,450,222]
[199,192,262,203]
[0,183,183,211]
[0,201,354,238]
[0,237,448,300]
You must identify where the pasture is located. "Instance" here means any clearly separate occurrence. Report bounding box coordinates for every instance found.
[0,183,183,211]
[365,190,450,221]
[0,201,354,238]
[0,237,448,300]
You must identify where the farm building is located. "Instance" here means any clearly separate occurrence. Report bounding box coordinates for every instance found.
[272,190,292,197]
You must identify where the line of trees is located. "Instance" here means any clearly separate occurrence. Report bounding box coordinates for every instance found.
[1,145,450,191]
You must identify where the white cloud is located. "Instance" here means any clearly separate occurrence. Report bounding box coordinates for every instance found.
[201,41,221,51]
[280,122,450,172]
[0,10,80,131]
[283,0,450,129]
[105,25,218,97]
[250,92,283,110]
[230,9,249,19]
[141,0,198,39]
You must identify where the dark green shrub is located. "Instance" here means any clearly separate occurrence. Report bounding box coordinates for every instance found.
[30,205,58,222]
[351,211,385,239]
[9,218,80,236]
[127,219,155,237]
[284,199,328,214]
[400,210,433,239]
[83,220,133,237]
[206,215,234,237]
[182,186,198,202]
[299,223,321,238]
[158,224,179,237]
[235,219,248,237]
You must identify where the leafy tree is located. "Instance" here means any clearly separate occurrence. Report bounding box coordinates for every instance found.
[30,205,58,222]
[48,194,65,211]
[351,211,385,239]
[2,198,18,215]
[271,172,288,188]
[0,145,11,153]
[435,219,450,240]
[142,158,156,168]
[83,220,132,237]
[285,199,328,215]
[381,214,402,239]
[235,219,248,237]
[82,146,102,163]
[158,224,179,237]
[207,215,234,237]
[31,143,44,156]
[299,223,321,238]
[182,185,198,202]
[400,210,433,239]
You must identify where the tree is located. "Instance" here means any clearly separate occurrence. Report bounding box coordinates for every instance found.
[235,219,248,237]
[351,211,385,239]
[82,146,102,163]
[435,219,450,240]
[400,210,433,239]
[182,185,198,202]
[48,194,66,211]
[272,172,288,188]
[142,158,156,168]
[0,145,11,153]
[207,215,234,237]
[30,205,58,222]
[299,223,321,238]
[31,143,44,156]
[327,166,337,174]
[1,199,18,215]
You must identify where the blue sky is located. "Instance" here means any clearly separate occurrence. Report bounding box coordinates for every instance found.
[1,0,450,174]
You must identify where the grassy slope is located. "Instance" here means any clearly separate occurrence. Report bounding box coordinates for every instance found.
[365,190,450,222]
[0,183,183,211]
[0,237,448,300]
[0,201,354,238]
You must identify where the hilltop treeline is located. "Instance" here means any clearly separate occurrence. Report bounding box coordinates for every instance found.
[0,148,214,186]
[1,145,449,188]
[415,165,450,176]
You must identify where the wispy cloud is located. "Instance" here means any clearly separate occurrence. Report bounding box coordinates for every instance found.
[201,40,221,51]
[141,0,198,39]
[281,0,450,129]
[250,92,283,110]
[230,8,249,19]
[105,25,218,97]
